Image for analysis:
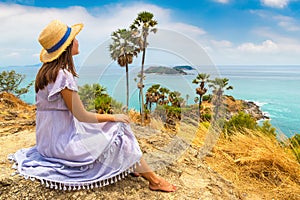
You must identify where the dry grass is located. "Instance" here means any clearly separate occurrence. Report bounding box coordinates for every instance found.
[192,122,210,147]
[128,109,151,126]
[203,129,300,200]
[126,109,300,199]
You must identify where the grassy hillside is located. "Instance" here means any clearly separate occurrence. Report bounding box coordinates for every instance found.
[193,124,300,200]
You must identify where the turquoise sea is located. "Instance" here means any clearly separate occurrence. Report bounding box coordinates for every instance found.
[1,65,299,137]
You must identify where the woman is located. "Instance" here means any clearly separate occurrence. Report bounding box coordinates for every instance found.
[10,20,176,192]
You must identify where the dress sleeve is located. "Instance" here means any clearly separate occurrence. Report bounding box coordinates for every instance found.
[48,69,79,101]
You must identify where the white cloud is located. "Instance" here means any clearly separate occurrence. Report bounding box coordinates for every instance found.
[6,52,20,57]
[253,27,300,50]
[211,39,233,48]
[237,40,279,53]
[162,22,206,37]
[274,15,300,31]
[250,10,300,32]
[1,2,300,66]
[0,2,208,66]
[209,38,300,65]
[261,0,289,8]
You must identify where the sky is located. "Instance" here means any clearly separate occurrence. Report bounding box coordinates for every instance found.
[1,0,300,66]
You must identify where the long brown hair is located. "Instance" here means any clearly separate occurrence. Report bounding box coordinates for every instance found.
[35,41,78,93]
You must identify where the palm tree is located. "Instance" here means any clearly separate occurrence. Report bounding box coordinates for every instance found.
[145,84,160,111]
[158,87,170,105]
[192,73,210,120]
[109,29,139,112]
[168,91,182,108]
[208,77,233,120]
[130,11,158,125]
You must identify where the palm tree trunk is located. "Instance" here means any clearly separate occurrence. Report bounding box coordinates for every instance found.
[139,37,147,125]
[198,95,202,122]
[213,90,222,120]
[126,62,129,113]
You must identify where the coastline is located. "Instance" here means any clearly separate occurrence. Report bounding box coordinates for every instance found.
[1,64,299,135]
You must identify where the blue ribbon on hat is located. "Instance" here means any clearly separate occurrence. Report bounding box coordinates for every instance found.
[46,27,71,53]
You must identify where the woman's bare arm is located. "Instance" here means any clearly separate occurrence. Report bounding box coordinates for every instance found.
[60,88,129,123]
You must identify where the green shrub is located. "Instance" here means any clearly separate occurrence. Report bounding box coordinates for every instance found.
[258,120,276,137]
[0,70,33,96]
[290,133,300,163]
[202,94,212,102]
[164,105,181,120]
[223,112,257,135]
[290,133,300,146]
[78,83,123,114]
[94,95,113,114]
[201,113,211,121]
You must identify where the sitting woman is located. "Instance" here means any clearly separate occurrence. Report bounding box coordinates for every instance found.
[10,19,176,192]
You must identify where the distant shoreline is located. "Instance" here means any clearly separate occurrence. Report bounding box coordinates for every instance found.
[144,66,196,75]
[2,65,299,136]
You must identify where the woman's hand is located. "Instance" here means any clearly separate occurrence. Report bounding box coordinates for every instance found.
[114,114,130,123]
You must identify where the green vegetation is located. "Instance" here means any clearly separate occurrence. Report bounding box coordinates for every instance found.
[202,94,212,102]
[258,120,276,137]
[145,83,184,128]
[78,83,122,114]
[289,133,300,162]
[223,112,276,137]
[223,112,257,135]
[0,70,33,97]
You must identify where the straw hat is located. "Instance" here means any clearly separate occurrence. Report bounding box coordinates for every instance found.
[38,20,83,63]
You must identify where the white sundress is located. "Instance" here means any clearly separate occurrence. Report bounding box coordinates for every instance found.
[9,69,142,190]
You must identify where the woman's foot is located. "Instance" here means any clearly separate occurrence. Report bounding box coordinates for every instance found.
[149,177,176,192]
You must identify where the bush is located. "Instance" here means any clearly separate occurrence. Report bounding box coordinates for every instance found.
[290,133,300,146]
[202,94,212,102]
[201,113,211,121]
[164,105,181,121]
[78,83,123,114]
[0,70,33,97]
[258,120,276,137]
[94,95,113,114]
[223,112,257,135]
[289,133,300,163]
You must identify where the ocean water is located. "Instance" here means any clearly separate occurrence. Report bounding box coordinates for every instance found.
[1,65,299,137]
[219,65,300,137]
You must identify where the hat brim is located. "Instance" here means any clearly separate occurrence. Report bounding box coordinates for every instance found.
[40,23,83,63]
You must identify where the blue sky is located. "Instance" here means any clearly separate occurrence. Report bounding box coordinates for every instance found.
[1,0,300,66]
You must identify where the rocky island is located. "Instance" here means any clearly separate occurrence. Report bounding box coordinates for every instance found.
[144,66,188,75]
[173,65,195,70]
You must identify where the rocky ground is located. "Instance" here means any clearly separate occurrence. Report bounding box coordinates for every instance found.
[223,95,269,120]
[0,128,242,200]
[0,92,269,199]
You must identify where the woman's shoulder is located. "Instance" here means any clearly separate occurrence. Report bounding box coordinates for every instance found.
[58,68,74,77]
[46,68,78,99]
[56,69,76,82]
